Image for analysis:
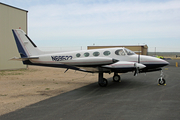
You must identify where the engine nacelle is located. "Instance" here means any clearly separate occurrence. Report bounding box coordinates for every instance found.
[103,61,146,69]
[60,57,118,66]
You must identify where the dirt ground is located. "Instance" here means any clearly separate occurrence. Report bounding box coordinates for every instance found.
[0,66,113,115]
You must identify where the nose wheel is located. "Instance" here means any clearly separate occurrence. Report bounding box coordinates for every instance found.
[158,78,166,85]
[158,70,166,85]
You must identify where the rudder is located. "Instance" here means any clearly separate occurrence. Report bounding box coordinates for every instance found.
[12,29,42,58]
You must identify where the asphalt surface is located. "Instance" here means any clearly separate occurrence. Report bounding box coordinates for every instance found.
[167,59,180,67]
[0,62,180,120]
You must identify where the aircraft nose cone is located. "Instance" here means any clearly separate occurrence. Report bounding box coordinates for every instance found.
[155,59,169,68]
[162,60,169,66]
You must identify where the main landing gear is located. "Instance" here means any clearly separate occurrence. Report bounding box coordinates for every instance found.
[113,73,121,82]
[158,70,166,85]
[98,72,108,87]
[98,72,121,87]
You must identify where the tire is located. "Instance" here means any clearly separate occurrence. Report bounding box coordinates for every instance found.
[158,78,166,85]
[98,78,108,87]
[113,75,121,82]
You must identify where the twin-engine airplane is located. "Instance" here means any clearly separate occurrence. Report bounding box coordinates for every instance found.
[11,29,169,87]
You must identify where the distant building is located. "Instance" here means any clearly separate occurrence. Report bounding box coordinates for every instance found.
[88,45,148,55]
[0,2,28,70]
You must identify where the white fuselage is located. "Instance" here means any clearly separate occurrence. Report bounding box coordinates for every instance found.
[28,47,168,73]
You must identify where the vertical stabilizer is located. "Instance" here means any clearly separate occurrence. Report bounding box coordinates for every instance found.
[12,29,42,58]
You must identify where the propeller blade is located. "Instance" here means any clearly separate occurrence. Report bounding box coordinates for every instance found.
[134,68,138,76]
[138,52,140,63]
[134,63,146,76]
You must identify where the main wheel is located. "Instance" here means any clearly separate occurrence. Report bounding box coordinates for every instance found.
[158,78,166,85]
[113,75,121,82]
[98,78,108,87]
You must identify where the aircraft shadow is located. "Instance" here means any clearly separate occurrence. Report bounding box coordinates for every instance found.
[1,67,179,120]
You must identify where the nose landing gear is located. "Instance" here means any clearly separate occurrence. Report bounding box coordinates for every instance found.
[158,70,166,85]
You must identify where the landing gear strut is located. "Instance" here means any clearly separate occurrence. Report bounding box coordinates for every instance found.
[158,70,166,85]
[98,72,108,87]
[113,73,121,82]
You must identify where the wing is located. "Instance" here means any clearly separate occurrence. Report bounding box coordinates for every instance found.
[64,60,146,73]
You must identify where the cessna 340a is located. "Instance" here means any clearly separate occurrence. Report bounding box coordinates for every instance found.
[11,29,169,87]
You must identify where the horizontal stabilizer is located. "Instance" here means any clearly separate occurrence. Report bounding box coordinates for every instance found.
[10,56,39,61]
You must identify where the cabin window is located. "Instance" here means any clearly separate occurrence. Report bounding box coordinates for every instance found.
[84,52,90,57]
[103,51,111,56]
[93,51,100,57]
[76,53,81,57]
[115,49,125,56]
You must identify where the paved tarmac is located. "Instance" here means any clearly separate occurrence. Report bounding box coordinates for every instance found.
[167,59,180,67]
[0,65,180,120]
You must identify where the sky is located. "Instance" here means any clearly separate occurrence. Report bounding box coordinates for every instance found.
[1,0,180,52]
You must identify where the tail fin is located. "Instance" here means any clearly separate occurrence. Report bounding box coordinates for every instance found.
[12,29,42,58]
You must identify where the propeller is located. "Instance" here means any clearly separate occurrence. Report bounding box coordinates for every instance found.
[134,63,146,76]
[138,51,140,63]
[134,50,143,76]
[134,63,139,76]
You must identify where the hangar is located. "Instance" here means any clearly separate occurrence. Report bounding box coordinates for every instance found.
[0,2,28,70]
[88,45,148,55]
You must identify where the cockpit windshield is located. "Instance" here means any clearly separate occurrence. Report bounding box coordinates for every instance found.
[115,49,126,56]
[124,48,135,55]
